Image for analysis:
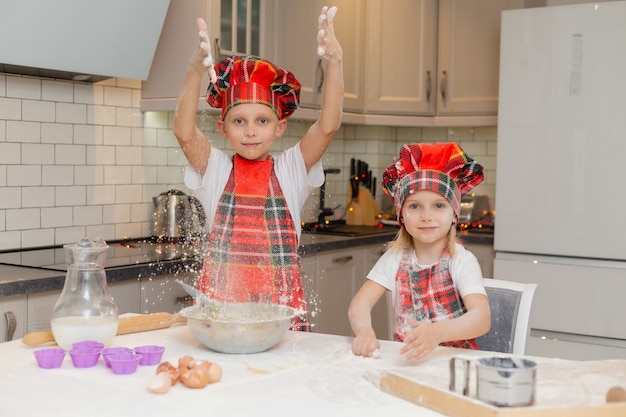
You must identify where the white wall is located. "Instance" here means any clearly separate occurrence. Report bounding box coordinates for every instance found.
[0,73,497,250]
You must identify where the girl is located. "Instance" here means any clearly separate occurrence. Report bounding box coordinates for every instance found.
[349,143,491,360]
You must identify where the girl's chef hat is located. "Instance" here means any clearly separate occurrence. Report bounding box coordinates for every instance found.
[382,142,484,224]
[206,55,301,120]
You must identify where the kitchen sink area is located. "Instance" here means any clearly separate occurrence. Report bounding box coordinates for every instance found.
[301,221,399,237]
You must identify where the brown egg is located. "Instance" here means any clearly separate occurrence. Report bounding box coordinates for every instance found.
[206,362,223,384]
[148,372,172,394]
[180,366,210,389]
[606,386,626,403]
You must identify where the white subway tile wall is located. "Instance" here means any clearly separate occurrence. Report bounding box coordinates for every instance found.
[0,74,497,250]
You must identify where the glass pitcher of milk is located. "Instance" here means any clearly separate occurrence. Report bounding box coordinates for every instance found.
[51,238,119,350]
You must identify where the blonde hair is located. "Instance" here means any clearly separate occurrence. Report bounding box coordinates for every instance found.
[388,223,459,257]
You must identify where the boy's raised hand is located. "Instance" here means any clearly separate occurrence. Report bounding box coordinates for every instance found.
[195,18,218,84]
[317,6,342,61]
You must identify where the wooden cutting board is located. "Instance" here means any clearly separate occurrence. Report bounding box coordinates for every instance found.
[375,357,626,417]
[346,184,379,226]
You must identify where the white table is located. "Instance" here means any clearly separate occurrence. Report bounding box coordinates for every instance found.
[0,324,452,417]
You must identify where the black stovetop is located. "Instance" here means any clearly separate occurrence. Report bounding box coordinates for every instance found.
[0,238,202,271]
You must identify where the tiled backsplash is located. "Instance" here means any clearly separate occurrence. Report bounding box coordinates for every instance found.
[0,74,497,250]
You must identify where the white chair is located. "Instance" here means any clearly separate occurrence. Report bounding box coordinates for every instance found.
[475,278,538,355]
[385,278,537,355]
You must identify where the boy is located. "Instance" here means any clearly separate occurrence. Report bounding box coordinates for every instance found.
[173,6,343,330]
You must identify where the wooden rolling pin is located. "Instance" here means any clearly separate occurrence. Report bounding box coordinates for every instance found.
[22,312,187,347]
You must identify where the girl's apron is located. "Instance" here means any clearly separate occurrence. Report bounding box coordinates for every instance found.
[198,155,309,331]
[394,248,478,349]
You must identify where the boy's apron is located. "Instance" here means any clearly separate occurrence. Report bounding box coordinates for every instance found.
[198,155,309,331]
[394,248,478,349]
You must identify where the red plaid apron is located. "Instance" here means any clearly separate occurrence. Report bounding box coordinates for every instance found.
[394,248,478,349]
[198,155,309,331]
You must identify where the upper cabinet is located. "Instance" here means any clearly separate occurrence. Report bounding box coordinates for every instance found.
[267,0,365,113]
[364,0,437,116]
[142,0,523,126]
[365,0,523,121]
[435,0,523,117]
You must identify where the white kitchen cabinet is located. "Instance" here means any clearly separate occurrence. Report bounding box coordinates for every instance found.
[268,0,365,112]
[309,247,363,337]
[303,242,392,339]
[0,295,27,343]
[140,273,195,314]
[435,0,523,116]
[269,0,520,125]
[463,241,495,278]
[364,0,437,116]
[141,0,521,123]
[366,0,522,118]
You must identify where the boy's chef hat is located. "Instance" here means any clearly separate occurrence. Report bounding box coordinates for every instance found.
[382,142,484,225]
[206,55,301,120]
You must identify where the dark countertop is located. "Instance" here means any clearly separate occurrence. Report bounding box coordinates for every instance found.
[459,229,494,245]
[0,229,492,298]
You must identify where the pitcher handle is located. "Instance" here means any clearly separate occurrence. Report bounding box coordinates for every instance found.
[189,196,207,227]
[449,357,471,396]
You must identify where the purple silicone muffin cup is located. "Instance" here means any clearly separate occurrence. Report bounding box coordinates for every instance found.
[34,348,66,369]
[108,352,142,375]
[133,345,165,366]
[69,347,101,368]
[72,341,105,350]
[102,347,133,367]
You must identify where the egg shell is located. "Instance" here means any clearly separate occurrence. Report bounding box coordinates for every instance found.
[148,372,172,394]
[156,361,180,385]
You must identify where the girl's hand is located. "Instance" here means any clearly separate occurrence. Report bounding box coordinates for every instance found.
[352,333,381,358]
[316,6,342,61]
[192,18,217,83]
[399,318,442,361]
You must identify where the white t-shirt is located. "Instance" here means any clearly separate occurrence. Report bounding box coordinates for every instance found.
[368,243,486,307]
[184,143,324,240]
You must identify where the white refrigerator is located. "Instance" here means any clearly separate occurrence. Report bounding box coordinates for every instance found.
[494,2,626,360]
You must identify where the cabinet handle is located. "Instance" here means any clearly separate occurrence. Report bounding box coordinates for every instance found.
[316,59,325,93]
[214,38,221,60]
[440,70,448,103]
[332,255,353,264]
[426,70,432,101]
[4,311,16,341]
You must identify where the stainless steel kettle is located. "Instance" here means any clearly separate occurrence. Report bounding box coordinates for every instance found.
[151,189,206,240]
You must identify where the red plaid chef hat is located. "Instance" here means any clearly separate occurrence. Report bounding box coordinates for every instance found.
[382,143,484,225]
[206,55,301,120]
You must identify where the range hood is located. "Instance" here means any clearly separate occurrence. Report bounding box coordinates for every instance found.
[0,0,170,82]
